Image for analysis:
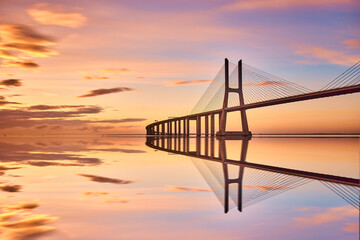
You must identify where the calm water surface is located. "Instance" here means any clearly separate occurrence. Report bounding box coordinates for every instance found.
[0,136,359,240]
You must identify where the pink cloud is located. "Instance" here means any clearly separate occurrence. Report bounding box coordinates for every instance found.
[294,206,358,225]
[343,39,360,49]
[295,47,359,66]
[222,0,356,11]
[343,223,359,233]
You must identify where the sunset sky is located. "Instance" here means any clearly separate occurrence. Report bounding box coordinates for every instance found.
[0,0,359,135]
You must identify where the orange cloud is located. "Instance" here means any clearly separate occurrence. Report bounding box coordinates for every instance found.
[102,68,130,74]
[0,50,17,59]
[222,0,355,11]
[343,39,360,49]
[164,185,213,192]
[3,60,39,69]
[82,75,109,80]
[2,43,58,57]
[294,206,358,225]
[295,47,359,66]
[82,191,109,196]
[3,202,39,211]
[243,81,288,87]
[0,24,55,45]
[27,3,87,28]
[164,79,212,86]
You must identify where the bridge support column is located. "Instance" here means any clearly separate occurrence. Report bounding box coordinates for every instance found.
[183,119,186,136]
[178,120,181,135]
[196,116,201,136]
[174,121,177,135]
[217,58,251,136]
[186,118,190,136]
[205,115,209,136]
[210,114,215,136]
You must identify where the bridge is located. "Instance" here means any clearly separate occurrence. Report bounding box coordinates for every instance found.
[146,135,360,213]
[146,59,360,136]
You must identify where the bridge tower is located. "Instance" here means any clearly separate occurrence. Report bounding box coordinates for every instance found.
[218,59,251,136]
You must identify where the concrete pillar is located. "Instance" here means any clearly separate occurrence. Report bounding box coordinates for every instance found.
[205,115,209,136]
[196,116,201,136]
[186,118,190,136]
[210,114,215,136]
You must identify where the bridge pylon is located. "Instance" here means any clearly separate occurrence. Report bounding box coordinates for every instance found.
[217,59,251,136]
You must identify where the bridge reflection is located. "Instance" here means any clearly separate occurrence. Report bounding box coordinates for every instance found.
[146,136,360,213]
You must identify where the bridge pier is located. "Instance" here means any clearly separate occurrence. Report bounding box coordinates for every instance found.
[217,58,251,137]
[196,116,201,136]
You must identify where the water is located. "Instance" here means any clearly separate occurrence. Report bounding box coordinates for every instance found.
[0,136,358,240]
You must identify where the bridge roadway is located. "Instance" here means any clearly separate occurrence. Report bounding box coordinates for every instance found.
[146,84,360,135]
[146,136,360,187]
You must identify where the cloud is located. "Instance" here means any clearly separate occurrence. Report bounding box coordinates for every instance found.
[3,60,39,69]
[343,39,360,49]
[221,0,354,11]
[343,223,359,233]
[0,211,57,240]
[0,24,55,45]
[0,96,21,106]
[78,174,136,184]
[82,191,109,196]
[82,75,109,80]
[295,47,359,66]
[27,105,85,110]
[164,79,212,86]
[3,202,39,211]
[243,185,292,191]
[27,3,87,28]
[164,185,213,192]
[100,197,129,203]
[2,43,58,57]
[26,161,84,167]
[96,118,147,123]
[102,68,130,74]
[294,206,358,225]
[243,81,288,87]
[0,50,17,59]
[0,184,22,193]
[78,87,135,98]
[0,79,22,87]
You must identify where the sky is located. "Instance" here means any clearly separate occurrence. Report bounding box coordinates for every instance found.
[0,0,359,135]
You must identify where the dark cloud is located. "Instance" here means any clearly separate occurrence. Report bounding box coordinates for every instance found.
[0,141,102,166]
[0,96,21,106]
[35,125,47,130]
[27,161,83,167]
[4,202,39,211]
[78,87,134,98]
[3,43,56,56]
[165,79,212,86]
[0,79,22,87]
[78,174,136,184]
[0,24,55,44]
[97,118,146,123]
[0,184,22,192]
[27,104,85,110]
[4,60,39,69]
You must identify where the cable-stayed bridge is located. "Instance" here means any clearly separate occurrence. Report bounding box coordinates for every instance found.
[146,136,360,213]
[146,59,360,136]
